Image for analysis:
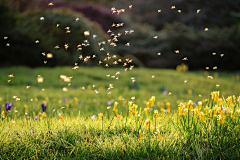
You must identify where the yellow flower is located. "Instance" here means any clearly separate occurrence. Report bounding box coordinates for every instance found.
[113,102,118,111]
[118,95,124,102]
[128,101,132,110]
[198,101,202,110]
[205,107,208,115]
[1,111,5,118]
[154,110,159,118]
[139,129,145,139]
[139,117,142,122]
[129,111,133,116]
[150,96,155,106]
[218,98,223,106]
[156,129,162,141]
[41,112,47,118]
[145,119,150,130]
[116,115,122,120]
[24,104,28,112]
[74,97,78,105]
[233,95,236,102]
[146,102,150,109]
[98,113,103,118]
[201,116,206,123]
[220,118,224,124]
[166,102,170,108]
[231,113,235,119]
[132,104,138,113]
[144,108,148,116]
[178,102,185,115]
[209,110,212,117]
[211,91,220,101]
[161,108,165,115]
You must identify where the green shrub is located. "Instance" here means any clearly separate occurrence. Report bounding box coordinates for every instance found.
[1,8,114,67]
[115,22,240,70]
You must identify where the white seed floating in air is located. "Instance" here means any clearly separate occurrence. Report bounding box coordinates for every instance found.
[84,31,90,36]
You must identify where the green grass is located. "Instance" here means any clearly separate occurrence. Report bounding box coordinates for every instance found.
[0,67,240,159]
[1,66,240,117]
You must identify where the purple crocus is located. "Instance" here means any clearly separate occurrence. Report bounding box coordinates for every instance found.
[5,102,13,111]
[33,116,39,120]
[41,103,47,112]
[162,90,168,95]
[107,100,112,106]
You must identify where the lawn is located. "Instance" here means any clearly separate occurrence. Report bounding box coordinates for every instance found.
[0,67,240,159]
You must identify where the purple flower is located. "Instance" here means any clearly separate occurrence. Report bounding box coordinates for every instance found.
[222,105,226,111]
[162,90,168,95]
[64,98,68,103]
[27,117,30,120]
[33,116,39,120]
[5,102,13,111]
[41,103,47,112]
[107,100,112,106]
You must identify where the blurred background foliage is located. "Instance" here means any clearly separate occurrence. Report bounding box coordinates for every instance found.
[1,0,240,70]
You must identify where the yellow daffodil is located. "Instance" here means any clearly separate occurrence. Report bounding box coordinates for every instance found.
[166,102,170,108]
[113,102,118,111]
[211,91,220,101]
[233,95,236,102]
[132,104,138,113]
[150,96,155,106]
[24,104,28,112]
[1,111,5,118]
[144,108,148,116]
[129,111,133,116]
[198,101,202,110]
[145,119,150,130]
[156,129,162,141]
[118,95,124,102]
[98,113,103,118]
[139,117,142,122]
[205,107,208,115]
[116,115,122,120]
[154,110,159,118]
[218,98,223,106]
[161,108,165,115]
[128,101,132,110]
[74,97,78,105]
[41,112,47,118]
[146,102,150,109]
[139,129,145,139]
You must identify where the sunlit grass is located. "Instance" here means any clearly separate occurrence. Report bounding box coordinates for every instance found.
[0,67,240,159]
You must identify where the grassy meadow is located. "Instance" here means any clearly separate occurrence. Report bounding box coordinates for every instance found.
[0,67,240,159]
